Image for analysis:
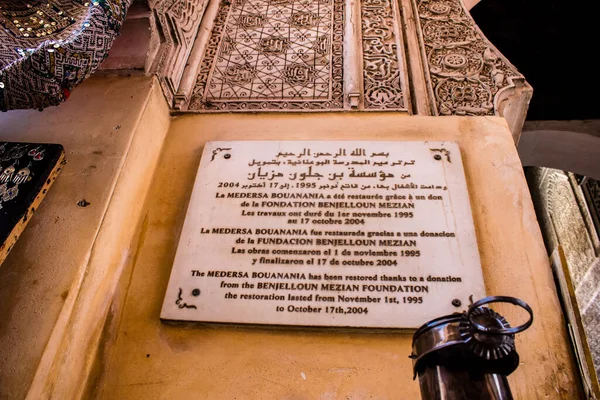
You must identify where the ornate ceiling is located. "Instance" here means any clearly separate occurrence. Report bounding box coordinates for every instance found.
[0,0,132,111]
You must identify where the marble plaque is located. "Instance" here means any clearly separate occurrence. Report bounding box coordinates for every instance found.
[161,141,485,328]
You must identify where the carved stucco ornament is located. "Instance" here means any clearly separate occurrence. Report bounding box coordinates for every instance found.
[166,0,521,123]
[148,0,210,105]
[186,0,345,111]
[416,0,532,137]
[0,0,133,111]
[361,0,407,110]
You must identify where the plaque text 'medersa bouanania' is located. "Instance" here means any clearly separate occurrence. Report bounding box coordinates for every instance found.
[161,141,485,328]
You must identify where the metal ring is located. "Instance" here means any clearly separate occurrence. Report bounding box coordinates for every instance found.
[467,296,534,335]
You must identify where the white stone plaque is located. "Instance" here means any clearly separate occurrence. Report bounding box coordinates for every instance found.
[161,141,485,328]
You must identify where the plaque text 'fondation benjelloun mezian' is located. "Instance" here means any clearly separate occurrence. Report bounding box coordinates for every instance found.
[161,141,485,328]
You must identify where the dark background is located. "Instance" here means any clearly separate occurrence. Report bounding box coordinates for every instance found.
[470,0,598,121]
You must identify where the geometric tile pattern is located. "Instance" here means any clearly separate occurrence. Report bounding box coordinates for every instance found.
[0,0,132,111]
[189,0,344,111]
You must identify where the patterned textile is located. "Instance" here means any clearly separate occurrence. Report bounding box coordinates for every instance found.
[0,0,132,111]
[0,142,65,266]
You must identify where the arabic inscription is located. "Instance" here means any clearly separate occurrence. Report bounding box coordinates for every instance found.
[161,141,485,328]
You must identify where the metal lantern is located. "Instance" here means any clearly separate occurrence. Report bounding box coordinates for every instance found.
[410,296,534,400]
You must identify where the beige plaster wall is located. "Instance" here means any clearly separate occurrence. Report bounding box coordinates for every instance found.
[0,75,170,400]
[91,114,581,399]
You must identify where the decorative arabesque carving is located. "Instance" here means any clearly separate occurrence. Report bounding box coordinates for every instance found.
[361,0,406,110]
[149,0,209,104]
[416,0,528,116]
[150,0,524,117]
[187,0,344,111]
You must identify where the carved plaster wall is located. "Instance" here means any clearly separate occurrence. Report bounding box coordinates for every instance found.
[528,167,600,378]
[188,0,346,111]
[148,0,209,104]
[155,0,529,134]
[414,0,532,132]
[159,0,412,111]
